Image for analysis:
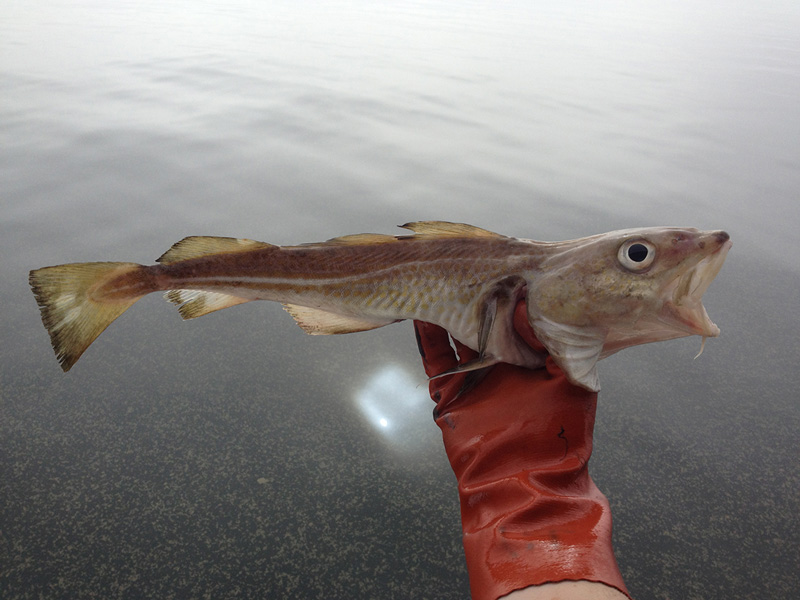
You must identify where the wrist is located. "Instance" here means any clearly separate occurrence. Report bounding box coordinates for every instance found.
[502,580,631,600]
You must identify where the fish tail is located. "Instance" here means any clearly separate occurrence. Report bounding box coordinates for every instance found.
[29,262,147,371]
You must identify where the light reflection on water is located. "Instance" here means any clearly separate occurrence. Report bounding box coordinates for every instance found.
[354,364,432,452]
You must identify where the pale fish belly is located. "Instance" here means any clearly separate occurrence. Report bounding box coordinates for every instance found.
[355,268,490,349]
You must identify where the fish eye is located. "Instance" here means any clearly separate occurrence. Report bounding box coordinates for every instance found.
[618,239,656,271]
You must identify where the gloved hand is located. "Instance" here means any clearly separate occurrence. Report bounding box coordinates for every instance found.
[414,300,631,600]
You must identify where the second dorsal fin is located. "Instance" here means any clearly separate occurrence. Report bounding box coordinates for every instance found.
[399,221,505,238]
[318,233,398,246]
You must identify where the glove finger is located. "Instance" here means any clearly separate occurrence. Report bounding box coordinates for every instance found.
[414,321,482,406]
[413,320,459,378]
[513,299,547,354]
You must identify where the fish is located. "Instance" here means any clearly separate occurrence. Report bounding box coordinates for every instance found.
[28,221,731,391]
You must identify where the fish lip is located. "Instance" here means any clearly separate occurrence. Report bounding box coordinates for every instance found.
[659,231,731,337]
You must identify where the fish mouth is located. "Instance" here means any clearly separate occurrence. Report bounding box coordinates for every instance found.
[659,230,732,337]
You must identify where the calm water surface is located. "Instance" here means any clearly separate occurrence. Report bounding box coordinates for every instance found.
[2,1,799,599]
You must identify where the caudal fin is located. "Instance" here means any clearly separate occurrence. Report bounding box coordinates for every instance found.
[29,262,145,371]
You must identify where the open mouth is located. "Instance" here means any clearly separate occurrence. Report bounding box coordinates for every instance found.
[661,231,732,337]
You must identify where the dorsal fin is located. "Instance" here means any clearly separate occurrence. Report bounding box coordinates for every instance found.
[324,233,398,245]
[295,232,399,249]
[399,221,505,238]
[156,236,274,264]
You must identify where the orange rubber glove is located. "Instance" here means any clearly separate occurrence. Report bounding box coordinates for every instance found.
[414,301,630,600]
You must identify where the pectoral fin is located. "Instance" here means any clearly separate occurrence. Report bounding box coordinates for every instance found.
[431,275,526,381]
[429,353,501,379]
[427,295,502,380]
[531,317,606,392]
[476,293,498,359]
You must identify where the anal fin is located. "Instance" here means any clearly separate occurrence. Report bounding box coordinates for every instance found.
[165,289,252,319]
[283,304,397,335]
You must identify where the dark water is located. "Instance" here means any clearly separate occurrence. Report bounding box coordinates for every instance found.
[2,1,799,599]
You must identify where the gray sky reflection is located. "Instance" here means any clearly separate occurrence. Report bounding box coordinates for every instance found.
[2,1,799,597]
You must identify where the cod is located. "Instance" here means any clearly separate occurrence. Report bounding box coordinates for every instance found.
[29,221,731,391]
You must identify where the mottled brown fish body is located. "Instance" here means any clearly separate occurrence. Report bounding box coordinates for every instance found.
[142,236,538,322]
[29,221,731,390]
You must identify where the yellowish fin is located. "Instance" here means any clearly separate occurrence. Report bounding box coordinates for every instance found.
[157,236,272,320]
[165,289,252,319]
[29,262,144,371]
[157,236,273,264]
[398,221,505,238]
[321,233,398,246]
[282,304,397,334]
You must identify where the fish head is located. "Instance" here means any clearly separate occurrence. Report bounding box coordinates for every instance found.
[525,227,732,391]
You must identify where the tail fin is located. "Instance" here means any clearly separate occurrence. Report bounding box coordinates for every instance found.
[29,262,145,371]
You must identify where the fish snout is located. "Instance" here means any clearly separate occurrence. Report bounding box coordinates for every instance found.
[694,230,731,254]
[709,230,732,255]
